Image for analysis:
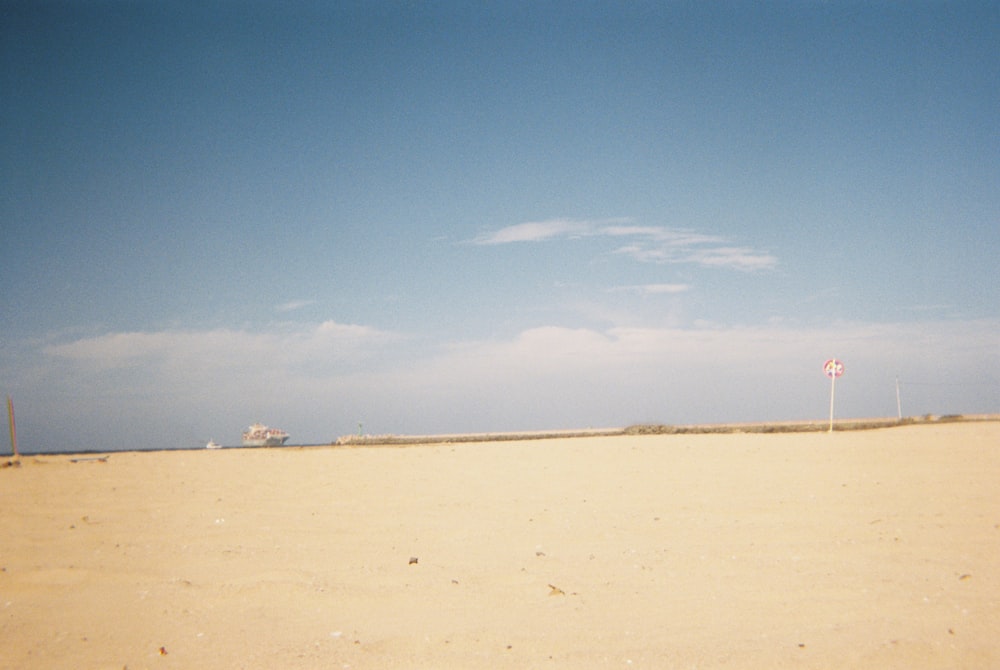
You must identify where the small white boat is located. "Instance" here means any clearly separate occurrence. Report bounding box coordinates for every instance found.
[206,440,222,449]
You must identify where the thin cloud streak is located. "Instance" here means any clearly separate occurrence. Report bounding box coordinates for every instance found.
[610,284,691,295]
[472,219,586,244]
[601,226,724,246]
[475,218,777,271]
[684,246,778,272]
[276,299,316,312]
[471,218,626,245]
[44,321,396,372]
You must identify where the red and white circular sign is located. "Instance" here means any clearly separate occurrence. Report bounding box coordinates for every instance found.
[823,359,844,378]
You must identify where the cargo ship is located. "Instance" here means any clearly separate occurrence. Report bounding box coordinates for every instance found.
[241,423,290,447]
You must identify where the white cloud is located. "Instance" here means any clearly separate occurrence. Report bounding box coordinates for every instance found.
[472,218,593,244]
[612,242,777,271]
[682,246,778,272]
[474,218,776,271]
[386,319,998,435]
[601,225,724,247]
[611,243,668,263]
[276,299,315,312]
[43,321,396,373]
[610,283,691,295]
[7,318,997,452]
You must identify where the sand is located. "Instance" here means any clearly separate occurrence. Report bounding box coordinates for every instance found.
[1,421,998,669]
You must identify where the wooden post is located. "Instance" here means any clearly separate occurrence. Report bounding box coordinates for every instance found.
[7,395,18,458]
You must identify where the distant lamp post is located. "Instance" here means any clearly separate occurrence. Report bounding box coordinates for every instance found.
[896,376,902,420]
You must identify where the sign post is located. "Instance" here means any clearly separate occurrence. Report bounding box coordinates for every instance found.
[823,359,844,433]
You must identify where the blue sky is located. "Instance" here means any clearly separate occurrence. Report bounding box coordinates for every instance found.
[2,1,998,452]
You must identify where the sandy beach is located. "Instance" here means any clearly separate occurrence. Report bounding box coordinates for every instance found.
[2,421,998,669]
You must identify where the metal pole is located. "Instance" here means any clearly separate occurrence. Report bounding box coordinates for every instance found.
[828,371,836,433]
